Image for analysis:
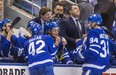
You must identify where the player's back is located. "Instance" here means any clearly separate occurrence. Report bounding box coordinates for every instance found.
[83,28,110,72]
[24,34,56,70]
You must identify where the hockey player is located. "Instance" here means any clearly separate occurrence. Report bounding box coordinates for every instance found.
[45,21,73,64]
[74,14,110,75]
[24,21,57,75]
[0,18,23,62]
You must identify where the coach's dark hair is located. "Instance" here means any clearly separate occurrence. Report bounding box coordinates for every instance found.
[39,7,51,18]
[55,3,63,8]
[69,4,78,11]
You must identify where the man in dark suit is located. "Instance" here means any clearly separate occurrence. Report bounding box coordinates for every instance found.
[59,4,86,51]
[31,7,51,34]
[94,0,115,31]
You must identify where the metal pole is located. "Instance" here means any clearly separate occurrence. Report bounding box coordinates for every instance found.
[47,0,52,12]
[2,0,4,19]
[32,0,34,19]
[75,0,77,3]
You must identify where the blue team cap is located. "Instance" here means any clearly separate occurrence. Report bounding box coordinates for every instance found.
[0,18,11,30]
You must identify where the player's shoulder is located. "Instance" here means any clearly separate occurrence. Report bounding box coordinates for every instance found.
[24,35,35,47]
[24,38,30,47]
[42,35,53,39]
[89,28,104,34]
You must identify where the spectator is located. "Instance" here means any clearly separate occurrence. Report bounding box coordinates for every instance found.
[24,21,57,75]
[31,7,51,34]
[78,0,93,27]
[70,0,81,3]
[51,3,66,25]
[59,4,86,51]
[94,0,115,31]
[52,0,72,15]
[89,0,97,7]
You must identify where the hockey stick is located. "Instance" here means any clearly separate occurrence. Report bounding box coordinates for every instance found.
[103,29,116,40]
[10,17,21,29]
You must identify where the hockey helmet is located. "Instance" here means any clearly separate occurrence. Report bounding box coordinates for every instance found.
[28,21,42,35]
[27,20,34,29]
[45,21,59,31]
[88,14,102,25]
[0,18,11,30]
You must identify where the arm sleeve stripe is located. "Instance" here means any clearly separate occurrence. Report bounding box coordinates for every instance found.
[51,49,57,56]
[89,48,99,54]
[90,44,101,48]
[78,50,85,59]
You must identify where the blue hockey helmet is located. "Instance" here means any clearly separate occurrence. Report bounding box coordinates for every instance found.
[88,14,102,25]
[27,20,35,29]
[0,18,11,30]
[45,21,59,31]
[28,21,42,35]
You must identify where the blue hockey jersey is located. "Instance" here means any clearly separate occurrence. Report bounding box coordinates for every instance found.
[0,34,11,57]
[0,35,22,57]
[69,38,85,64]
[52,36,73,64]
[24,34,57,70]
[18,35,28,48]
[78,28,110,72]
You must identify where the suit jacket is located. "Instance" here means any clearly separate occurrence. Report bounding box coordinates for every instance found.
[31,17,42,25]
[59,16,86,51]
